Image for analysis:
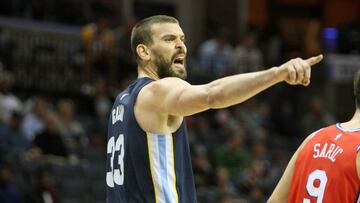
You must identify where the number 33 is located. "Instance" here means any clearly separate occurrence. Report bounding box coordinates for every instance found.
[106,134,125,187]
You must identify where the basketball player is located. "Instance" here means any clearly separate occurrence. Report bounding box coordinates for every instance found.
[106,15,323,203]
[268,70,360,203]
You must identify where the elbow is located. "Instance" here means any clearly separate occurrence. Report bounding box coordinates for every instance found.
[205,93,216,108]
[205,87,224,108]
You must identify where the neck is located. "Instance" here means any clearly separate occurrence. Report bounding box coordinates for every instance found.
[340,108,360,130]
[137,65,160,80]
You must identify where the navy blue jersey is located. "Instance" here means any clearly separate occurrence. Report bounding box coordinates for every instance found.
[106,77,197,203]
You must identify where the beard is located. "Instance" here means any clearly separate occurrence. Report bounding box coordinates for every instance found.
[153,50,187,80]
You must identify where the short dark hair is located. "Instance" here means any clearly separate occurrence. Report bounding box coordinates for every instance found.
[354,70,360,108]
[130,15,179,64]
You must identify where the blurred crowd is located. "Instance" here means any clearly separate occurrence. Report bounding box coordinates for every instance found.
[0,1,343,203]
[0,70,109,203]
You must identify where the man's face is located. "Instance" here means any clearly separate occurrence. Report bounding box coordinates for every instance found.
[149,23,187,79]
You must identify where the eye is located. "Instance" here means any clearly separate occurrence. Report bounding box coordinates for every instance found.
[164,37,175,42]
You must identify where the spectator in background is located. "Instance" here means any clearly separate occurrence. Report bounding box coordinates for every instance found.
[304,19,322,57]
[198,27,233,79]
[214,109,238,137]
[0,70,22,125]
[82,129,106,162]
[301,96,335,136]
[21,97,49,141]
[26,168,58,203]
[21,96,48,141]
[115,17,139,83]
[192,145,214,188]
[0,164,22,203]
[56,99,85,152]
[0,111,30,162]
[93,78,112,133]
[88,130,106,150]
[303,19,327,82]
[235,99,272,141]
[215,167,239,198]
[32,112,68,158]
[263,23,284,67]
[263,151,289,195]
[248,186,267,203]
[215,126,251,178]
[233,29,263,73]
[190,116,220,151]
[238,159,267,202]
[81,3,116,84]
[217,194,249,203]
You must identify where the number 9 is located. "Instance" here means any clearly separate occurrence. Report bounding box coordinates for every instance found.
[303,169,328,203]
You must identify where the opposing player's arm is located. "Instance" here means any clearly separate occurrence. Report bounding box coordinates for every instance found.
[357,151,360,180]
[267,135,312,203]
[138,55,323,116]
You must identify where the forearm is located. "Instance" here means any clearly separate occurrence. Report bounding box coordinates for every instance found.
[206,67,285,109]
[267,197,287,203]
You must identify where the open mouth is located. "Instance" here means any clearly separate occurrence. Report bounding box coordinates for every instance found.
[173,55,185,68]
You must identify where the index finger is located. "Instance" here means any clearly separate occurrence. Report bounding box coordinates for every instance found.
[305,54,323,66]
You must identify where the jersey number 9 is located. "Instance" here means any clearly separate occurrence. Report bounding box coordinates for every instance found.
[303,169,328,203]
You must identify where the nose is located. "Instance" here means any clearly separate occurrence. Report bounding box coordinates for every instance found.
[176,40,186,53]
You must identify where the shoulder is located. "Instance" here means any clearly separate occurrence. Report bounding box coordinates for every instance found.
[297,128,327,151]
[307,128,325,140]
[141,77,190,94]
[302,125,339,147]
[136,77,189,109]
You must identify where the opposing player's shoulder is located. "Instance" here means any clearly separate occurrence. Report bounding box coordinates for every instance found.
[298,128,326,150]
[308,128,324,140]
[305,124,342,143]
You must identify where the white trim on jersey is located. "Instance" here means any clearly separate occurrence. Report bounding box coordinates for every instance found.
[147,133,178,203]
[336,123,360,132]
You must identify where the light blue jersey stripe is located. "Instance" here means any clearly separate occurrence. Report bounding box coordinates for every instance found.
[147,133,178,203]
[158,135,171,203]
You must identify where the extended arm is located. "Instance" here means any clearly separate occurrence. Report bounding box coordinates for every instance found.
[138,55,323,116]
[357,152,360,180]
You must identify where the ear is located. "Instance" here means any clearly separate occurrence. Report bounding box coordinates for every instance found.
[136,44,151,61]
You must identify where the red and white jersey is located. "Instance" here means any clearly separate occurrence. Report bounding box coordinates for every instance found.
[288,124,360,203]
